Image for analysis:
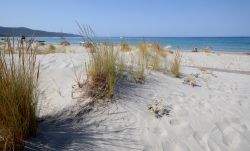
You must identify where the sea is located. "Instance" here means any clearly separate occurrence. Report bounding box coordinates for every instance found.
[2,37,250,52]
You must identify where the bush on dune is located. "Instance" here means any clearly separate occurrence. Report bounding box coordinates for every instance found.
[0,38,40,150]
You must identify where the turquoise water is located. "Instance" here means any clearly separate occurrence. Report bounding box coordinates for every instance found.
[2,37,250,52]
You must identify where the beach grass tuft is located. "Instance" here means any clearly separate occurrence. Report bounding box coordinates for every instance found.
[148,52,161,70]
[77,24,120,99]
[133,54,146,83]
[85,43,118,99]
[60,40,70,46]
[0,38,40,150]
[84,41,95,53]
[48,44,56,53]
[120,42,131,52]
[151,43,168,58]
[170,50,182,77]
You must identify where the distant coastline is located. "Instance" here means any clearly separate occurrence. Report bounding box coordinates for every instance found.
[0,26,80,37]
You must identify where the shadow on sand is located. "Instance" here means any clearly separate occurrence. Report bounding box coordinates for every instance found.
[25,100,142,151]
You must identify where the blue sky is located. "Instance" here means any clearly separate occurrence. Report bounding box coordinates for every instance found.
[0,0,250,37]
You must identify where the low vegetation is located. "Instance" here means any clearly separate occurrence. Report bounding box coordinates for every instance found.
[133,54,146,83]
[0,38,40,150]
[48,44,56,53]
[151,43,168,58]
[85,43,118,99]
[120,42,131,52]
[202,47,212,53]
[77,24,182,102]
[170,51,182,77]
[60,40,70,46]
[148,52,161,70]
[137,42,167,71]
[83,41,95,53]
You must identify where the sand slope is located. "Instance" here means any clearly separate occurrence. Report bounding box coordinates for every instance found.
[27,49,250,151]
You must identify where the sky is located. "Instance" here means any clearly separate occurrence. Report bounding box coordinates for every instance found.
[0,0,250,37]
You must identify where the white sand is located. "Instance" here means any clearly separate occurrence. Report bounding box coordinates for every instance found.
[27,46,250,151]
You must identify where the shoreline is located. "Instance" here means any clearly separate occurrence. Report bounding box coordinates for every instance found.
[2,37,250,53]
[33,41,250,54]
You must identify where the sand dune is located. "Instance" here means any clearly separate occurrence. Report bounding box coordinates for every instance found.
[27,46,250,151]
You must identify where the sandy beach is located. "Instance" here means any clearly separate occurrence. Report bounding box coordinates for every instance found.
[23,44,250,151]
[1,1,250,150]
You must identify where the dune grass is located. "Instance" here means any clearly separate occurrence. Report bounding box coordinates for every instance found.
[133,54,146,83]
[151,43,168,58]
[0,38,40,150]
[148,52,161,70]
[137,42,166,71]
[85,43,118,99]
[48,44,56,52]
[120,42,131,52]
[60,40,70,46]
[83,41,95,53]
[202,47,212,53]
[170,51,182,77]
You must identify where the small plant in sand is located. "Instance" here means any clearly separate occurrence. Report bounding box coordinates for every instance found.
[77,24,121,99]
[85,44,118,99]
[137,43,165,71]
[202,47,212,53]
[60,40,70,46]
[0,38,40,150]
[117,54,126,77]
[137,43,150,67]
[133,54,146,83]
[48,44,56,53]
[148,52,161,70]
[138,43,149,57]
[151,43,168,58]
[170,50,182,77]
[84,41,95,53]
[120,42,131,52]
